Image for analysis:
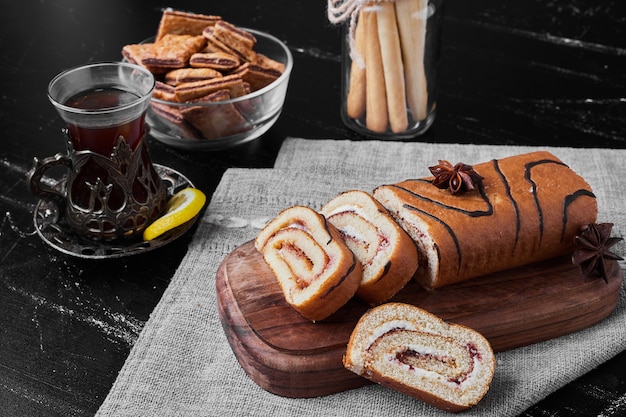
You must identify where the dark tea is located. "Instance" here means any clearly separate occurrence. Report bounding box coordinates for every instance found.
[64,86,146,155]
[36,62,165,240]
[63,86,152,211]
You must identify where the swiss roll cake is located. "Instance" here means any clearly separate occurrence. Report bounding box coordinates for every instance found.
[373,151,597,289]
[344,303,495,412]
[255,206,362,321]
[321,190,418,305]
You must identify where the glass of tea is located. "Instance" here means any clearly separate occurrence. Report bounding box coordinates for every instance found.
[28,62,167,241]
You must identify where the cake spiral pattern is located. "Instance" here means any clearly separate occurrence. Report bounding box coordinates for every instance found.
[320,190,418,305]
[373,151,597,289]
[344,303,495,412]
[255,205,362,321]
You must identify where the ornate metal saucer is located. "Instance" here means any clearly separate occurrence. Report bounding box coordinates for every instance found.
[33,164,197,259]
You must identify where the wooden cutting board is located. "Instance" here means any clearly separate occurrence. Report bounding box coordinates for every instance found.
[216,240,622,398]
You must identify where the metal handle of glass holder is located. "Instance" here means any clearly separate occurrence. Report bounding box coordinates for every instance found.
[27,153,72,207]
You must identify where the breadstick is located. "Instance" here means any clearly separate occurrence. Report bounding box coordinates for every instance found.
[395,0,428,121]
[346,11,367,119]
[376,2,408,133]
[364,8,388,133]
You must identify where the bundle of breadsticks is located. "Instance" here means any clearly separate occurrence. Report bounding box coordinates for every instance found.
[346,0,429,134]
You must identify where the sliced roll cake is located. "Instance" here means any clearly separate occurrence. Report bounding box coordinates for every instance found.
[344,303,495,412]
[320,190,418,305]
[255,206,362,321]
[373,151,597,289]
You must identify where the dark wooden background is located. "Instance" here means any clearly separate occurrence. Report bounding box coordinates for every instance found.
[0,0,624,415]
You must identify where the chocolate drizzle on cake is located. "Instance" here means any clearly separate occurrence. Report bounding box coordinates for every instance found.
[373,261,393,284]
[524,159,568,244]
[322,253,359,298]
[492,159,521,252]
[320,216,334,245]
[389,181,494,275]
[373,151,598,288]
[401,202,463,274]
[390,184,493,218]
[562,190,597,242]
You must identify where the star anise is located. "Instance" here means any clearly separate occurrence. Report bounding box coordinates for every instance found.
[572,223,623,283]
[428,160,483,195]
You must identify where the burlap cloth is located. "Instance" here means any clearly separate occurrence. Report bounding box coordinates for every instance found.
[97,138,626,417]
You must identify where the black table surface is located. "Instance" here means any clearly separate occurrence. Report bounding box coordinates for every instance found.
[1,1,625,415]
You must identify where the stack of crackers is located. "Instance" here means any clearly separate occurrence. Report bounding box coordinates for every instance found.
[122,9,286,140]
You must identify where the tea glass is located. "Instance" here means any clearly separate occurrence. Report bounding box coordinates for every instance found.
[28,62,167,241]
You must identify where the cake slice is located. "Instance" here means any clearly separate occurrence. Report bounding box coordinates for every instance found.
[255,206,362,321]
[344,303,495,412]
[320,190,418,305]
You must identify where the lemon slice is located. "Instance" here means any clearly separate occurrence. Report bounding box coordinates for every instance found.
[143,187,206,241]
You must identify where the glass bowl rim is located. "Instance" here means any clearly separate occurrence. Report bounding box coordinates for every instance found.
[148,27,293,108]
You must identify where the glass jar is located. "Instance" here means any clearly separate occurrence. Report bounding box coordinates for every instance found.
[340,0,443,139]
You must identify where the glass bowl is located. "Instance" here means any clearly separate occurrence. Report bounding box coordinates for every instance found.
[144,28,293,150]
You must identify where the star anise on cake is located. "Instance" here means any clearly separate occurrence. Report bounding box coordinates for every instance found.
[429,160,483,195]
[572,223,623,283]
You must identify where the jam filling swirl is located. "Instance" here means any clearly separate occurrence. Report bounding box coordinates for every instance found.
[369,329,479,386]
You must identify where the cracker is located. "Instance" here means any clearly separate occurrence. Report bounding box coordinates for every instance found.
[252,53,286,74]
[122,43,168,74]
[202,27,229,54]
[150,102,202,139]
[156,9,221,40]
[189,51,240,71]
[153,80,178,101]
[165,68,223,86]
[203,25,255,63]
[180,90,250,139]
[175,73,247,102]
[211,20,257,62]
[141,34,206,69]
[241,63,282,91]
